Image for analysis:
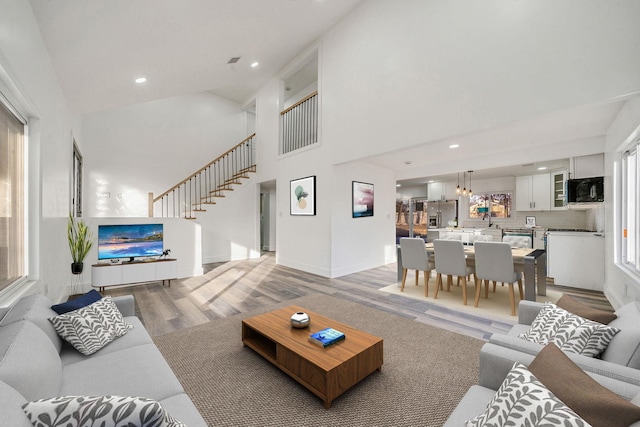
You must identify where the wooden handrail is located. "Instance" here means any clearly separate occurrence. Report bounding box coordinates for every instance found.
[280,91,318,116]
[153,133,256,202]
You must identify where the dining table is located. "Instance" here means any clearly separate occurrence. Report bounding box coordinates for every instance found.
[396,243,547,301]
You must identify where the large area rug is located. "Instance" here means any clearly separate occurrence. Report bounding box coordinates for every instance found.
[153,294,485,426]
[379,278,562,323]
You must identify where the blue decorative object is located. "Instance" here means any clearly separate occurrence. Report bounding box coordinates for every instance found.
[51,289,102,314]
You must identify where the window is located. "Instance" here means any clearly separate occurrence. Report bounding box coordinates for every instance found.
[0,98,25,292]
[622,141,639,271]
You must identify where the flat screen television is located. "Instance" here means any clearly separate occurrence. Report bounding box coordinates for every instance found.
[98,223,164,262]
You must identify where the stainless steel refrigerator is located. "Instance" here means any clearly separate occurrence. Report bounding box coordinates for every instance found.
[426,200,457,229]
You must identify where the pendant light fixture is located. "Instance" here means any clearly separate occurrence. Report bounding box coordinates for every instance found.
[462,172,467,196]
[468,170,473,197]
[456,172,461,194]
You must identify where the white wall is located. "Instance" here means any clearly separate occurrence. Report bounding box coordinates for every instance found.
[80,93,247,217]
[320,0,640,166]
[0,0,78,305]
[198,181,261,263]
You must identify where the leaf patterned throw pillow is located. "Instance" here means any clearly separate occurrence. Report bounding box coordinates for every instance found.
[49,297,133,355]
[519,303,619,357]
[22,395,185,427]
[466,363,591,427]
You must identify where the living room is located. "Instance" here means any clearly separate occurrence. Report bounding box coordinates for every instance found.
[1,1,640,425]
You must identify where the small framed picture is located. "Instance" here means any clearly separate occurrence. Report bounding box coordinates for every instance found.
[352,181,374,218]
[525,216,536,228]
[290,176,316,216]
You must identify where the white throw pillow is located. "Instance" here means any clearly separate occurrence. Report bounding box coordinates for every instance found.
[22,395,185,427]
[466,363,591,427]
[49,297,133,356]
[519,303,619,357]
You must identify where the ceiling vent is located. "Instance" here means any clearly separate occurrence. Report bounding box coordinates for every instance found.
[227,57,241,64]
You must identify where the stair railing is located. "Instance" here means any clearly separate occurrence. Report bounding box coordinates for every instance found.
[148,134,256,219]
[280,90,318,154]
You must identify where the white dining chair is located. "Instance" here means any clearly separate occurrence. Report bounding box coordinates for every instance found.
[473,241,524,316]
[399,237,435,297]
[432,239,475,305]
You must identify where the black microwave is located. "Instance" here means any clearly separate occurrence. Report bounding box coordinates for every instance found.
[566,177,604,203]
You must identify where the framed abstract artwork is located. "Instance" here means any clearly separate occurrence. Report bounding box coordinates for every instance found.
[290,176,316,215]
[352,181,374,218]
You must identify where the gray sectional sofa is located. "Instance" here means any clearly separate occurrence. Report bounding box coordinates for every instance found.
[445,299,640,426]
[490,299,640,385]
[0,294,207,426]
[444,342,640,426]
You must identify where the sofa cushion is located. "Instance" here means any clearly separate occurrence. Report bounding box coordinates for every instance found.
[49,297,133,356]
[0,321,62,401]
[0,294,63,352]
[467,362,588,426]
[22,395,186,427]
[601,302,640,368]
[61,344,184,401]
[159,393,209,427]
[529,343,640,427]
[0,380,32,427]
[60,316,151,366]
[51,290,102,315]
[519,302,619,357]
[557,294,617,324]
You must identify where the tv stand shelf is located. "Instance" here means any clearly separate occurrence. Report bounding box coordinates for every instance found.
[91,258,177,292]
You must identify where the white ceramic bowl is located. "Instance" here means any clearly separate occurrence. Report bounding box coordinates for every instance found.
[290,311,310,328]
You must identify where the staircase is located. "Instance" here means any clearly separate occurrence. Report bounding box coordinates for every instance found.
[149,134,256,219]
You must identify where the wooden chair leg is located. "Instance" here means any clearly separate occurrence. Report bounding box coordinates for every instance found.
[461,276,467,305]
[415,270,419,287]
[484,279,490,298]
[434,273,442,299]
[401,268,408,291]
[423,270,430,297]
[446,275,453,291]
[509,283,516,316]
[492,281,497,292]
[518,279,523,300]
[474,276,482,307]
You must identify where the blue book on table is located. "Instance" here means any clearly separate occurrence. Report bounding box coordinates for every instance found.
[309,327,346,347]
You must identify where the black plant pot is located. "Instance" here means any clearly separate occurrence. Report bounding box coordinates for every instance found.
[71,262,84,275]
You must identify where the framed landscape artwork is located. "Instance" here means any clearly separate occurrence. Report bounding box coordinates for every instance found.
[290,176,316,215]
[352,181,374,218]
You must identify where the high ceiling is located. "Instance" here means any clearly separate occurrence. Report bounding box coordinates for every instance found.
[28,0,363,114]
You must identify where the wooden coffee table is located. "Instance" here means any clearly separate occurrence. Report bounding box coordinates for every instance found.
[241,305,383,409]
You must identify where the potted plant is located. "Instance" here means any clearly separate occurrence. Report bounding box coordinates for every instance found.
[68,213,94,275]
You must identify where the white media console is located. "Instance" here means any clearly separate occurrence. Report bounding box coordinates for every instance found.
[91,259,177,292]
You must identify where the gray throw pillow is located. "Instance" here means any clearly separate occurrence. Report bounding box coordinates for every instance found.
[466,362,590,426]
[519,302,619,357]
[49,297,132,356]
[22,395,185,427]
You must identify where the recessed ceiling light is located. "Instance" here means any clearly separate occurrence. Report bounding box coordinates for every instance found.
[396,184,401,187]
[135,77,147,84]
[538,166,547,171]
[251,62,259,68]
[449,144,460,149]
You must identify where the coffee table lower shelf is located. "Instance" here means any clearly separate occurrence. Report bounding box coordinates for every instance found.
[242,306,383,409]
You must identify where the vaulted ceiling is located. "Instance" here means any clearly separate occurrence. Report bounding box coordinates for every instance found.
[28,0,363,114]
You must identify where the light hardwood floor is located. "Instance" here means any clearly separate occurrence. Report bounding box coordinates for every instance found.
[105,252,613,341]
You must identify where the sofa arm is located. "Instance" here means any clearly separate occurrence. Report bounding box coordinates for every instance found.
[488,335,640,395]
[518,300,545,325]
[111,295,136,317]
[478,343,536,390]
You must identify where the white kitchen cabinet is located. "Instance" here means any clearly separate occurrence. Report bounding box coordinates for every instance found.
[551,170,567,210]
[516,174,551,211]
[547,232,604,290]
[428,182,457,201]
[570,154,604,179]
